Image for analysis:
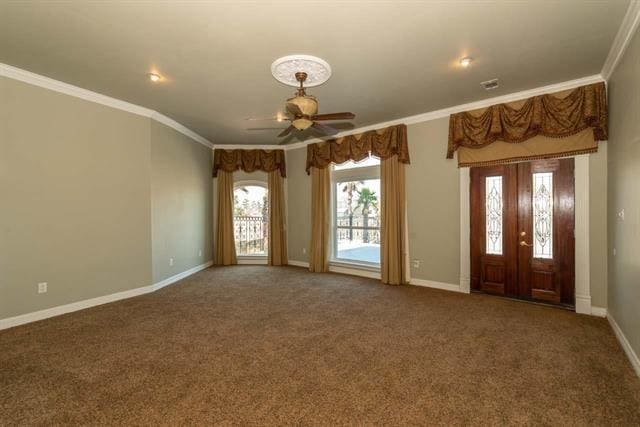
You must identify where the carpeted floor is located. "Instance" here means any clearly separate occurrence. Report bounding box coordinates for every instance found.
[1,266,639,425]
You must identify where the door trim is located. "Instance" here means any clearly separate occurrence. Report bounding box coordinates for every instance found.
[459,154,592,314]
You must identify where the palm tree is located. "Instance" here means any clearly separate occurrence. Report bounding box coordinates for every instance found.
[234,187,249,216]
[355,187,378,243]
[342,181,363,240]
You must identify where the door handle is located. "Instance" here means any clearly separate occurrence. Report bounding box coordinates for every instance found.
[519,240,533,247]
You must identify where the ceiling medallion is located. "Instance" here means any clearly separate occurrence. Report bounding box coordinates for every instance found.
[270,55,332,88]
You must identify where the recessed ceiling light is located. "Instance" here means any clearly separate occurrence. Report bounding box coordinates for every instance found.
[148,73,161,83]
[459,57,473,67]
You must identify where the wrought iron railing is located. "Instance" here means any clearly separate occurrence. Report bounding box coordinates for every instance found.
[336,216,380,244]
[234,215,268,255]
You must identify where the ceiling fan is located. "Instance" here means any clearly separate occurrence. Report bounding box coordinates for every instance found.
[246,71,355,139]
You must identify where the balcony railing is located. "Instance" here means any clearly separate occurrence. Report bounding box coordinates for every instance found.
[335,216,380,244]
[234,215,268,256]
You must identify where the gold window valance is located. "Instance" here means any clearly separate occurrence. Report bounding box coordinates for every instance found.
[305,124,410,174]
[447,82,608,167]
[213,149,286,178]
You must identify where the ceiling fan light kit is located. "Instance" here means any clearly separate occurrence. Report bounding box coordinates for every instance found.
[246,55,355,140]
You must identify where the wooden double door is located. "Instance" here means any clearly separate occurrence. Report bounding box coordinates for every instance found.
[470,159,575,306]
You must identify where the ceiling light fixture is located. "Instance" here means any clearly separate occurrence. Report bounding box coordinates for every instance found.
[459,57,473,67]
[148,73,162,83]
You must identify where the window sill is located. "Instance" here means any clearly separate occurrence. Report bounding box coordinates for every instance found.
[237,256,268,265]
[329,259,381,272]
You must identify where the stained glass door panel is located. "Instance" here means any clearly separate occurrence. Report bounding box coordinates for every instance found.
[470,164,518,297]
[471,159,575,306]
[517,159,575,305]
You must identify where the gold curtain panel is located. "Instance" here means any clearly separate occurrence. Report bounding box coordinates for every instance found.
[213,149,286,177]
[447,82,608,166]
[305,124,410,173]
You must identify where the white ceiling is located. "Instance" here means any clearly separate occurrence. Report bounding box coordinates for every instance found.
[0,1,629,145]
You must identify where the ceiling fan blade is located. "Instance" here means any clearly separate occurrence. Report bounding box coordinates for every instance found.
[310,112,355,121]
[286,102,303,116]
[277,125,296,137]
[245,117,279,121]
[245,116,290,122]
[311,122,339,136]
[278,135,296,145]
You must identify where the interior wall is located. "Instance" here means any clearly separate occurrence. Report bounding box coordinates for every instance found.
[285,118,608,305]
[150,121,213,283]
[405,118,460,284]
[607,26,640,356]
[589,143,608,307]
[0,76,214,320]
[286,148,311,263]
[0,76,152,318]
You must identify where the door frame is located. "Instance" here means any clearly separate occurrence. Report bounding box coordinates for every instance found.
[459,154,593,314]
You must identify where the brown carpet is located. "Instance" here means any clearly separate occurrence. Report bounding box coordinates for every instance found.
[1,266,639,425]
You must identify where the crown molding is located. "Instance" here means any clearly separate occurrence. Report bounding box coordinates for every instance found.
[0,62,213,149]
[601,0,640,81]
[260,73,603,151]
[150,112,213,148]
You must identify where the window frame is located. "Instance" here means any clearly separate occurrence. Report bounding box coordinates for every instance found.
[233,180,268,259]
[330,162,381,269]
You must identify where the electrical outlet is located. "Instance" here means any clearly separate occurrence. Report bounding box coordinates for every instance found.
[169,258,174,266]
[618,209,625,221]
[613,248,617,256]
[37,282,47,294]
[198,250,202,257]
[412,259,420,268]
[302,248,306,254]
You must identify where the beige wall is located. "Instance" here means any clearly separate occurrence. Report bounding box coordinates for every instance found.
[150,121,213,283]
[285,119,608,305]
[589,143,608,307]
[607,27,640,356]
[405,119,460,284]
[286,148,311,263]
[1,77,213,319]
[1,77,152,318]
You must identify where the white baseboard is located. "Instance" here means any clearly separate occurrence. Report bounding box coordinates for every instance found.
[575,294,592,315]
[459,277,471,294]
[288,259,310,268]
[607,312,640,378]
[590,306,607,317]
[152,261,213,291]
[0,260,213,331]
[410,278,464,293]
[289,259,464,294]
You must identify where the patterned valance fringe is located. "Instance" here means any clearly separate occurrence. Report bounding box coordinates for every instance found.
[213,149,286,178]
[305,124,409,174]
[447,82,608,161]
[457,147,598,168]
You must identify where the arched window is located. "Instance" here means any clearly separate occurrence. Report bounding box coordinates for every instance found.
[233,182,268,257]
